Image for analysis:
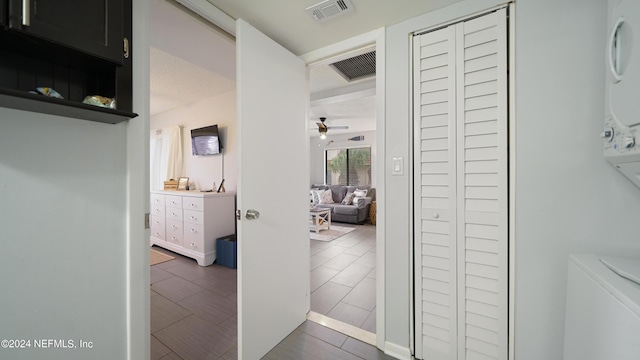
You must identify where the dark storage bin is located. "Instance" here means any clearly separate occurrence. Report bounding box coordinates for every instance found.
[216,235,237,269]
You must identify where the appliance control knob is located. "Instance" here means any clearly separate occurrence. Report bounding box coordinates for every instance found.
[600,128,614,142]
[623,136,636,148]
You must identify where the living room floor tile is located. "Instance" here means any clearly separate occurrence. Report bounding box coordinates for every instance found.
[314,244,349,259]
[311,266,340,292]
[310,253,331,270]
[323,253,360,271]
[354,251,376,268]
[330,263,371,288]
[342,277,376,311]
[343,241,376,257]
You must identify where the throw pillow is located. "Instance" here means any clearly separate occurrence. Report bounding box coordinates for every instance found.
[318,189,334,204]
[341,192,355,205]
[354,188,368,198]
[310,189,324,204]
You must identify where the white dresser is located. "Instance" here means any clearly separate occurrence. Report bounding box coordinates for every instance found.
[150,190,236,266]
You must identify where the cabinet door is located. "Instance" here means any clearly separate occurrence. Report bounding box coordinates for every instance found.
[8,0,124,64]
[0,0,6,27]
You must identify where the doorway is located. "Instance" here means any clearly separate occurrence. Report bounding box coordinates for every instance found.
[307,45,380,342]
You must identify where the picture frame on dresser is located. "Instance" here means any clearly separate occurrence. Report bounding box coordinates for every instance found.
[177,177,189,190]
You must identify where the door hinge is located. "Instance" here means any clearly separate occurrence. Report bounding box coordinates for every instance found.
[144,213,150,229]
[123,37,130,59]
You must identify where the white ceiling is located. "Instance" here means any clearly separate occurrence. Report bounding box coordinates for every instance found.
[150,0,463,135]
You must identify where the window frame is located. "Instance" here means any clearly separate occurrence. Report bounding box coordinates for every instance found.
[324,145,372,186]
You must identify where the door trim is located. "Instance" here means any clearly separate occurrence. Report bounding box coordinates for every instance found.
[127,0,151,358]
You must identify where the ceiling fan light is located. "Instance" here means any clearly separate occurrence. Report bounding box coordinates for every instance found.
[318,126,327,139]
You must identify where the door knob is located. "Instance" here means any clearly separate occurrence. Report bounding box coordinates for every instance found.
[245,209,260,220]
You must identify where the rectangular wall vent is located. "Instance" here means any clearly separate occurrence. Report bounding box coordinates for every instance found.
[330,51,376,82]
[305,0,354,23]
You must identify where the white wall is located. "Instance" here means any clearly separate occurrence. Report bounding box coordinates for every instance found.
[515,0,640,359]
[385,0,640,358]
[151,91,237,192]
[0,110,128,359]
[309,130,377,187]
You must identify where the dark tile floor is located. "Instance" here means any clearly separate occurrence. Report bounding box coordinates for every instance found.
[150,223,382,359]
[310,223,377,332]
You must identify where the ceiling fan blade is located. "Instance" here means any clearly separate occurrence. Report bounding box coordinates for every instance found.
[316,122,327,130]
[327,125,349,130]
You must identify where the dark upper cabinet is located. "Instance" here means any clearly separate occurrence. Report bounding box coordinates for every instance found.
[0,0,134,123]
[0,0,6,27]
[7,0,124,64]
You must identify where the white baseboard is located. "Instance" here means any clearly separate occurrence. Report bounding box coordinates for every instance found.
[384,341,412,360]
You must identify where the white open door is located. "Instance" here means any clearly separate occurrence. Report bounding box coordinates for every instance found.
[236,19,310,360]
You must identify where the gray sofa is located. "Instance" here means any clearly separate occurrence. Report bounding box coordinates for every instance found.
[310,184,375,224]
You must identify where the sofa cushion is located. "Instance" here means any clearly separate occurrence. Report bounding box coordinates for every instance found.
[318,189,334,204]
[341,192,355,205]
[353,188,368,197]
[332,205,359,216]
[329,185,348,203]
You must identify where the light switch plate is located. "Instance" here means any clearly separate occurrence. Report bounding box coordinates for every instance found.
[392,157,404,176]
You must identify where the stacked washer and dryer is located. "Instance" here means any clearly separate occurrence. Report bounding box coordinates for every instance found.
[563,1,640,359]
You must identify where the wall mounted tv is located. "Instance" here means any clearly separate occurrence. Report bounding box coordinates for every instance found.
[191,125,223,155]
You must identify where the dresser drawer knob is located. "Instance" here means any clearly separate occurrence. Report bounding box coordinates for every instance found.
[190,243,195,247]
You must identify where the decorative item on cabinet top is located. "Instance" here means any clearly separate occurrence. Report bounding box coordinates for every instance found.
[164,180,178,190]
[177,177,189,190]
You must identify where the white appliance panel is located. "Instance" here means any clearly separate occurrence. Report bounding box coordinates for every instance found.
[564,254,640,360]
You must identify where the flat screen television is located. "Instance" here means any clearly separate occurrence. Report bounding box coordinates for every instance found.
[191,125,222,155]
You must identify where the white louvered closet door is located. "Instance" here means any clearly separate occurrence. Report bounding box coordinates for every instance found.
[414,8,508,360]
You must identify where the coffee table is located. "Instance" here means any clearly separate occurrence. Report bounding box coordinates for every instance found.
[309,208,331,234]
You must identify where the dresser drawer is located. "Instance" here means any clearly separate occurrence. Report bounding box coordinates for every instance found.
[166,208,183,221]
[183,209,204,225]
[183,223,204,250]
[151,204,165,218]
[150,217,165,240]
[151,193,165,206]
[166,219,183,246]
[166,195,183,209]
[183,197,204,211]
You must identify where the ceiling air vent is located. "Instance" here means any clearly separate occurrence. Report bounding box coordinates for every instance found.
[330,51,376,82]
[305,0,355,23]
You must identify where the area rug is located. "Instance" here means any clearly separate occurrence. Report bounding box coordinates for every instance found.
[310,225,356,242]
[150,248,175,266]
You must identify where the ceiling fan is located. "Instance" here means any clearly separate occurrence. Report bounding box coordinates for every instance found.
[315,117,348,139]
